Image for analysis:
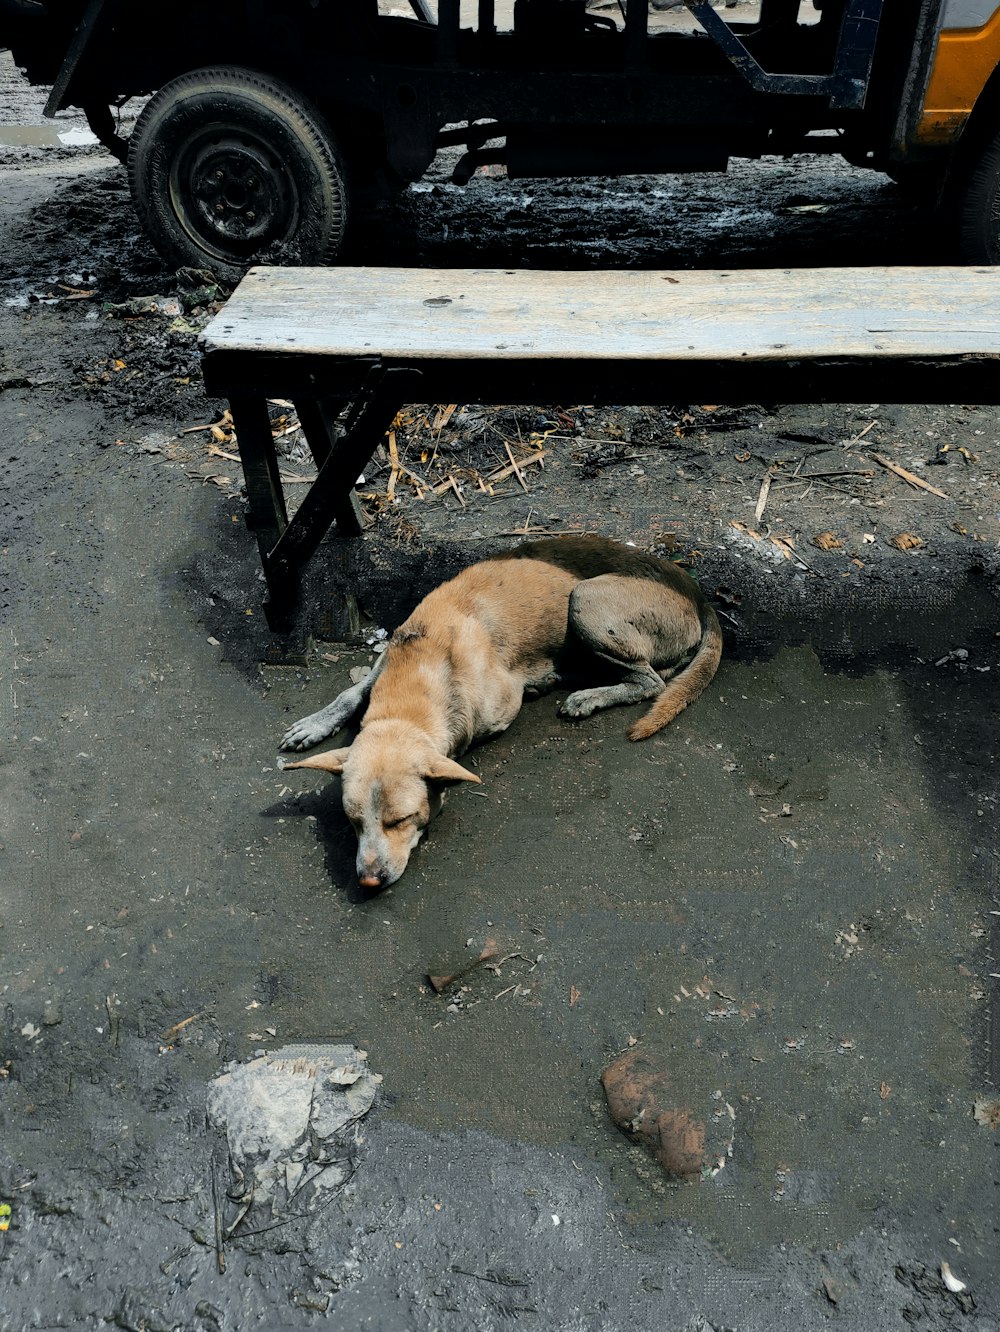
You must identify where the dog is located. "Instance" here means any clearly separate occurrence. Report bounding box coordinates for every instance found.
[280,535,722,889]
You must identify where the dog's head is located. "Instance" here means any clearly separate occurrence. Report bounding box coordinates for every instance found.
[282,719,480,889]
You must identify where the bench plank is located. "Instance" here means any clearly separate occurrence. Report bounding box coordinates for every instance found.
[199,262,1000,629]
[202,265,1000,364]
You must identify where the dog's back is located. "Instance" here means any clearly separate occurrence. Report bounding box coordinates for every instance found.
[488,533,710,614]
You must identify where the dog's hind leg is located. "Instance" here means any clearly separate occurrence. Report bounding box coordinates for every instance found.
[522,669,563,698]
[558,575,701,723]
[559,659,664,719]
[280,654,386,751]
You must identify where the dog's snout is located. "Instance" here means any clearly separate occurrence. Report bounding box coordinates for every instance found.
[357,854,391,890]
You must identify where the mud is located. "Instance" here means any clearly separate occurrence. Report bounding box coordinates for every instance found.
[1,53,998,1331]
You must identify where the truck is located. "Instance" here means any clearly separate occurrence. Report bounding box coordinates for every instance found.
[3,0,1000,279]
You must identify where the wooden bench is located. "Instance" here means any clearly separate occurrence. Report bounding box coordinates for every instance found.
[200,264,1000,628]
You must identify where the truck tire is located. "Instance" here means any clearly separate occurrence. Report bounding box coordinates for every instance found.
[956,127,1000,263]
[128,66,349,282]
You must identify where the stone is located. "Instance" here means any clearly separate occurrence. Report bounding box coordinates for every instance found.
[600,1048,734,1181]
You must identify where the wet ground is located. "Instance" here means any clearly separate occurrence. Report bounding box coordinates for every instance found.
[1,49,999,1331]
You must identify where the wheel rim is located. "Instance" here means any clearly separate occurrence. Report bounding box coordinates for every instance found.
[168,121,302,263]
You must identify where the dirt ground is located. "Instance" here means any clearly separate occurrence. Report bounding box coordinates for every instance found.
[1,47,999,1332]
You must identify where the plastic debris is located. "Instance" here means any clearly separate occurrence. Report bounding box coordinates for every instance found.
[207,1042,381,1226]
[941,1262,966,1294]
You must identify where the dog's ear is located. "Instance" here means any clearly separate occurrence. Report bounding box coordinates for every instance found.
[280,747,351,775]
[422,754,481,786]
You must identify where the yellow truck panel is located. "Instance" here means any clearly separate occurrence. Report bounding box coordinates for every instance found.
[920,2,1000,143]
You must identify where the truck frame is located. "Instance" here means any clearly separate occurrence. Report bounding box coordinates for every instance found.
[3,0,1000,276]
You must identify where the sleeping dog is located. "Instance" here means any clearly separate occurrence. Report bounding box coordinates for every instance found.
[280,535,722,888]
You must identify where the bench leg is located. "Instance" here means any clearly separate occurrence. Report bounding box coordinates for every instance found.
[293,397,367,537]
[261,366,422,628]
[229,393,287,557]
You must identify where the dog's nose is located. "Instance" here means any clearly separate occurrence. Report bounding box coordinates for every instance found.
[358,869,385,890]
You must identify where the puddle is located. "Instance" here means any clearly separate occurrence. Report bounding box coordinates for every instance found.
[2,265,100,308]
[0,123,99,148]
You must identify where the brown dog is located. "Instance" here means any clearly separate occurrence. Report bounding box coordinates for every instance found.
[280,535,721,889]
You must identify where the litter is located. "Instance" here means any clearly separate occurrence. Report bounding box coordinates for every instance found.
[207,1043,381,1235]
[811,531,843,550]
[428,940,499,993]
[890,532,924,551]
[940,1262,967,1294]
[973,1098,1000,1130]
[106,294,183,318]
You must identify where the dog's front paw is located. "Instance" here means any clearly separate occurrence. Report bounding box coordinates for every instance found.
[559,691,598,720]
[280,714,332,752]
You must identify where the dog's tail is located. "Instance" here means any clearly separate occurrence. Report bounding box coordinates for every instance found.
[627,600,723,742]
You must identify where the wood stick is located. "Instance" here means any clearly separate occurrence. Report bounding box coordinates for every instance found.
[754,471,772,523]
[432,403,458,432]
[161,1012,202,1042]
[504,441,528,491]
[871,453,948,498]
[398,464,428,498]
[799,468,874,479]
[485,450,548,485]
[844,419,878,448]
[211,1160,227,1274]
[387,429,399,502]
